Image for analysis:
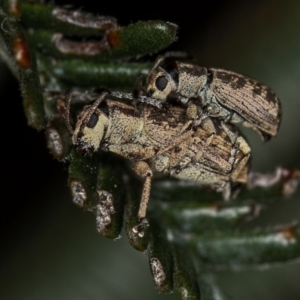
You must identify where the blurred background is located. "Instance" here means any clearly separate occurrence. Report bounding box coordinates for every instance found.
[0,0,300,299]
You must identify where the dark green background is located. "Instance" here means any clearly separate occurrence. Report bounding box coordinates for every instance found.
[1,0,300,299]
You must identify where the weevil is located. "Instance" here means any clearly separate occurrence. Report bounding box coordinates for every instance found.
[70,92,250,236]
[144,56,282,142]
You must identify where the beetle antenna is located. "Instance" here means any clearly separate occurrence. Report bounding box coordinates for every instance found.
[132,74,146,99]
[90,91,108,110]
[150,51,189,74]
[83,92,109,125]
[64,90,74,135]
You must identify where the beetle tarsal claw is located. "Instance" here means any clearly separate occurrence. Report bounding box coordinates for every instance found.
[132,218,149,237]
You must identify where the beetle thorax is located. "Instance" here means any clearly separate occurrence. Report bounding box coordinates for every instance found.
[176,63,208,100]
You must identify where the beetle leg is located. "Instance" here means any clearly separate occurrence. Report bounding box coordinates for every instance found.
[221,121,251,156]
[157,129,194,156]
[179,103,197,132]
[108,144,157,160]
[187,104,216,145]
[230,154,250,182]
[220,121,251,176]
[221,114,253,175]
[184,103,216,145]
[193,114,216,145]
[198,116,216,145]
[132,161,153,237]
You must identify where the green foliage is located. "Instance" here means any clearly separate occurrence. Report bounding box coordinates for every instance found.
[0,1,299,299]
[0,2,45,128]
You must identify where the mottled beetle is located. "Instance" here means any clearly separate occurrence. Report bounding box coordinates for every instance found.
[144,56,282,142]
[69,92,250,235]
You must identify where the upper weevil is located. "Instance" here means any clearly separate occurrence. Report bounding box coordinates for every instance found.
[144,55,282,142]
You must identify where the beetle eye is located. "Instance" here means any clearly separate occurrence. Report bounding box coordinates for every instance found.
[155,76,168,91]
[86,113,99,128]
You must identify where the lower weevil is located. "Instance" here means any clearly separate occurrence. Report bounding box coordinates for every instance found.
[69,92,250,236]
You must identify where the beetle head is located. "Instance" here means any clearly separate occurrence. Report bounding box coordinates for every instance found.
[146,66,178,101]
[72,94,109,154]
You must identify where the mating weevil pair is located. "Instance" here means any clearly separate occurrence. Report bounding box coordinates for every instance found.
[68,91,250,236]
[67,56,282,236]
